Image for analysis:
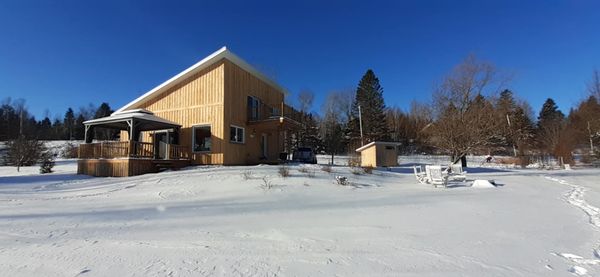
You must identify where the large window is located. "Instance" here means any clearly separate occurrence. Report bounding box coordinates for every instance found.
[230,125,245,144]
[192,125,211,152]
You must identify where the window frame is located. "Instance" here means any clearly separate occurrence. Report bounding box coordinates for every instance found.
[229,125,245,144]
[192,124,212,153]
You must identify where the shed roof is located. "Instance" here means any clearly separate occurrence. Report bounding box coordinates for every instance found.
[355,141,402,152]
[115,46,287,113]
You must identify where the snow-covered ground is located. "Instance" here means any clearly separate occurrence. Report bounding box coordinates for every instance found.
[1,158,600,276]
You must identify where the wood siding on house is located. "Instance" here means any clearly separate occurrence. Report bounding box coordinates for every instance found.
[116,58,286,166]
[132,61,226,165]
[223,60,285,165]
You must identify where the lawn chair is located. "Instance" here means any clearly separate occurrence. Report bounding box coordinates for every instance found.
[448,163,467,182]
[426,165,448,188]
[413,165,428,184]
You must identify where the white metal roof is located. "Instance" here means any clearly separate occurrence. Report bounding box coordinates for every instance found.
[355,141,402,152]
[115,46,287,113]
[83,109,180,127]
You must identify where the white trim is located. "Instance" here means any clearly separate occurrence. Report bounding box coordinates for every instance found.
[355,141,401,152]
[115,46,288,113]
[192,124,212,153]
[229,125,245,144]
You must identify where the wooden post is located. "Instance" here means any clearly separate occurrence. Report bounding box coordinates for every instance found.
[100,142,104,158]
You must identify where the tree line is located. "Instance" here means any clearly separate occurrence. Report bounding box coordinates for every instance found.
[0,100,116,141]
[2,55,599,167]
[291,56,600,166]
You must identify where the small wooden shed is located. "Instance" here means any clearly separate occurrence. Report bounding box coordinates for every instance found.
[355,142,400,167]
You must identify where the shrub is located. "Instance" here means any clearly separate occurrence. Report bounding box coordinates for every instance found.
[242,170,253,180]
[278,166,290,178]
[39,153,55,174]
[348,155,361,167]
[61,142,79,158]
[6,136,46,172]
[321,165,332,173]
[335,176,349,186]
[260,176,274,190]
[362,166,374,174]
[350,167,364,175]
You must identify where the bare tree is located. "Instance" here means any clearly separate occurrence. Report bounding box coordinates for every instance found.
[428,55,508,164]
[297,90,314,113]
[321,90,352,164]
[588,69,600,100]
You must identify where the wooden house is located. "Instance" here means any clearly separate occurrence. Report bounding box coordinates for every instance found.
[78,47,301,177]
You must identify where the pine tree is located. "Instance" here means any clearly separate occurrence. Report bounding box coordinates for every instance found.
[63,108,75,140]
[349,69,389,147]
[536,98,566,157]
[93,103,116,140]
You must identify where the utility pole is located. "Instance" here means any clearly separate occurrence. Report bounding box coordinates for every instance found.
[506,114,517,157]
[358,105,364,146]
[589,121,594,155]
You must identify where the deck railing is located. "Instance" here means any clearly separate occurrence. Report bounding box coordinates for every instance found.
[248,101,302,124]
[78,141,188,160]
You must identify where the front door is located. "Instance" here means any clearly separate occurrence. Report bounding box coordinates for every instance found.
[261,134,268,159]
[154,132,169,159]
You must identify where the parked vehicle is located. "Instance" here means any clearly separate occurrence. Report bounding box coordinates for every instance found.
[292,147,317,164]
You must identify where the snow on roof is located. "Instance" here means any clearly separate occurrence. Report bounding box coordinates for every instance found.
[115,46,287,113]
[355,141,402,152]
[83,110,181,127]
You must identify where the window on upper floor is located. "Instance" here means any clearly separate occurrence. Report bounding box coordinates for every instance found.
[248,96,260,121]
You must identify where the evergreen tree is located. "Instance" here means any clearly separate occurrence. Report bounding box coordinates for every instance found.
[38,117,53,140]
[348,69,389,147]
[536,98,566,157]
[73,114,86,140]
[63,108,75,140]
[93,103,116,140]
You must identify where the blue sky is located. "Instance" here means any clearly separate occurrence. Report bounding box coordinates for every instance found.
[1,0,599,119]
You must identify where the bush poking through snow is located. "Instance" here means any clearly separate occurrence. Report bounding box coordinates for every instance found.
[335,176,349,186]
[6,136,46,172]
[39,153,55,174]
[348,155,361,167]
[350,167,364,175]
[321,165,332,173]
[260,176,274,190]
[242,171,253,180]
[61,142,79,159]
[298,166,316,178]
[278,166,290,178]
[362,166,374,174]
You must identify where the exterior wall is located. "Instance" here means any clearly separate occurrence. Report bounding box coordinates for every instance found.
[360,145,398,167]
[222,60,285,165]
[377,146,398,167]
[117,58,286,166]
[360,146,378,167]
[77,158,157,177]
[134,61,226,164]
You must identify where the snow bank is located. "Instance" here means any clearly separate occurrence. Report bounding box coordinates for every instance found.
[471,179,497,188]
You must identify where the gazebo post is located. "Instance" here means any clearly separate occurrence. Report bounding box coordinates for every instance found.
[84,125,93,143]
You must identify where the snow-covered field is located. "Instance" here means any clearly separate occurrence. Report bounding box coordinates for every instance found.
[1,158,600,276]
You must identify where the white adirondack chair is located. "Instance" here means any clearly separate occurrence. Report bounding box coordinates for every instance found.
[413,165,428,184]
[426,165,448,187]
[449,163,467,181]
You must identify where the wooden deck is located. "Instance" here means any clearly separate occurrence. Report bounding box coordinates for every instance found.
[77,141,190,177]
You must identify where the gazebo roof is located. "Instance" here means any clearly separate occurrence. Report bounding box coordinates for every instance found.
[83,109,181,131]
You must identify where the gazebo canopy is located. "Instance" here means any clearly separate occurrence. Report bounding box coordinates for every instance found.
[83,109,181,143]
